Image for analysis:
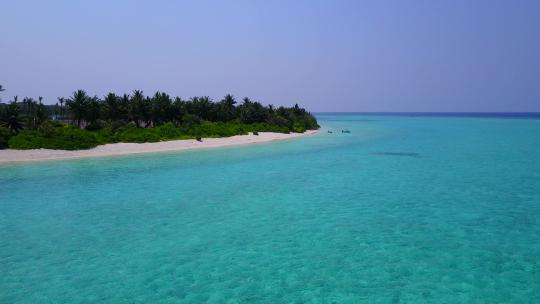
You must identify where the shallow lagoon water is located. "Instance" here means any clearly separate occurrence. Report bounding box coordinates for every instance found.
[1,114,539,303]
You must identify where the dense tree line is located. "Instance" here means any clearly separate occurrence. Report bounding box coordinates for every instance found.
[0,87,319,150]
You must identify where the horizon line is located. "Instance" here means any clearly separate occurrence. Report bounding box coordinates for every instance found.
[314,111,540,114]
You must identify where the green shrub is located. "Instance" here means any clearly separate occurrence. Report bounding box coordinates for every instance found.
[116,127,161,143]
[5,118,314,151]
[46,127,101,150]
[0,127,13,149]
[37,122,59,137]
[8,130,44,149]
[269,115,291,129]
[108,120,126,131]
[182,114,201,129]
[94,127,116,144]
[9,127,101,150]
[157,122,183,140]
[292,122,306,133]
[85,119,108,131]
[49,120,64,128]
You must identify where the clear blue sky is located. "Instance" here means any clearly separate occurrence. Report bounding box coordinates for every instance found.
[1,0,539,111]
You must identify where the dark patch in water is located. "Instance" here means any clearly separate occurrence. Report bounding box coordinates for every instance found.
[321,119,377,122]
[370,152,421,158]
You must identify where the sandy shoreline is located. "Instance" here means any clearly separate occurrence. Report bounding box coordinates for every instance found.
[0,130,318,164]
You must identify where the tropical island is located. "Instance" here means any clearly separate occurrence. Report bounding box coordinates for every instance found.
[0,86,319,156]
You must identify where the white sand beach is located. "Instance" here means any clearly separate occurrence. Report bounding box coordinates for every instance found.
[0,130,318,164]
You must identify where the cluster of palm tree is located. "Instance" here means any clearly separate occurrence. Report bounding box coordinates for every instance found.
[58,89,318,130]
[0,92,50,133]
[0,88,318,134]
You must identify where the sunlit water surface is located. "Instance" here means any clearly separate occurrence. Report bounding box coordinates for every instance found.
[1,114,539,303]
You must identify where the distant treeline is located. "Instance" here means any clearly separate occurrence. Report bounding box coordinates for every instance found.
[0,87,319,150]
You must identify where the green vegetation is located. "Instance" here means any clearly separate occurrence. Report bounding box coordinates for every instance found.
[0,127,11,149]
[0,87,318,150]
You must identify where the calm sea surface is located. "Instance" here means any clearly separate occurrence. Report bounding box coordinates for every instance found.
[1,114,539,303]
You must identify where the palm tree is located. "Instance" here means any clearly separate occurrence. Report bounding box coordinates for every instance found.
[103,92,119,122]
[151,91,173,126]
[119,94,130,122]
[1,101,24,133]
[22,98,35,128]
[238,97,268,124]
[190,96,214,121]
[35,99,49,127]
[83,96,102,126]
[142,96,153,127]
[129,90,149,127]
[171,97,187,125]
[217,94,237,121]
[66,90,89,128]
[54,102,60,120]
[57,97,65,120]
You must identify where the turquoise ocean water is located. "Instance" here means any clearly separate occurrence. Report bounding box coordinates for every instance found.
[1,114,539,303]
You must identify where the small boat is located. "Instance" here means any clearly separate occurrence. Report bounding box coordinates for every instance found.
[341,129,351,133]
[327,130,333,133]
